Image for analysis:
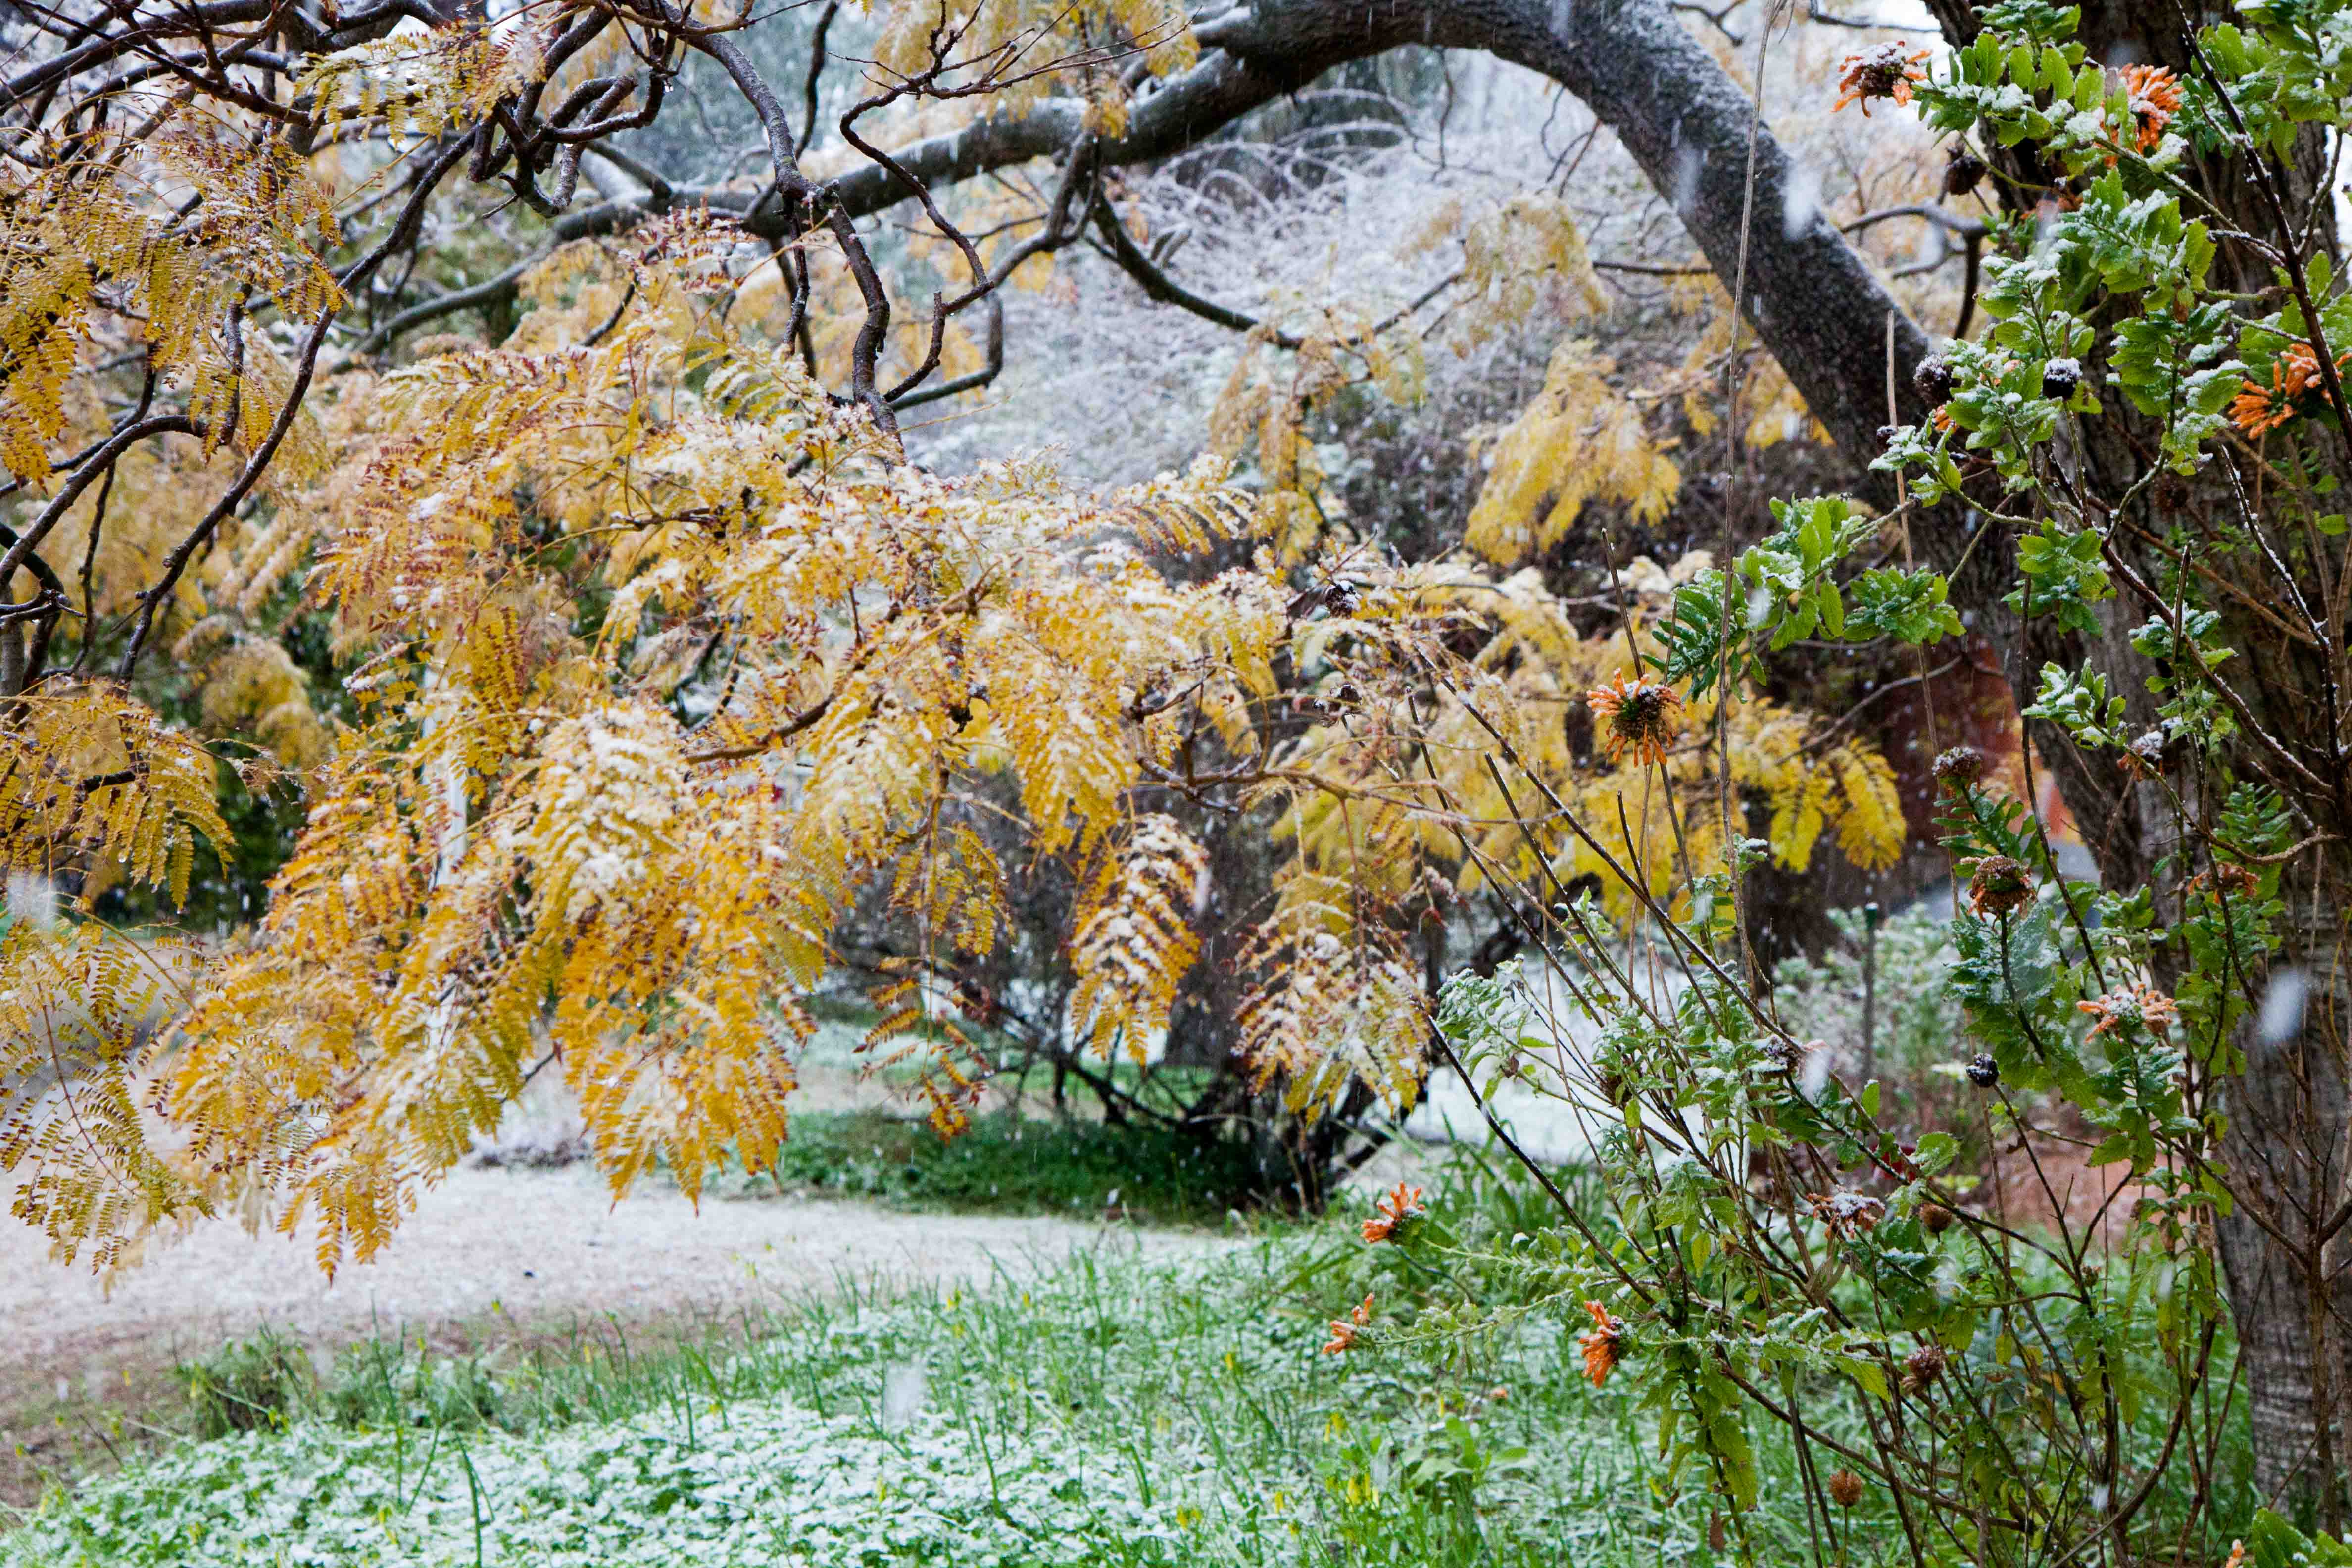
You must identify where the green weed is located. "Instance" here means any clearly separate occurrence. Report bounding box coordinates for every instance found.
[175,1331,310,1440]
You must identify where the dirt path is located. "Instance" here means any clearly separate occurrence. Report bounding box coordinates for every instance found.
[0,1163,1228,1505]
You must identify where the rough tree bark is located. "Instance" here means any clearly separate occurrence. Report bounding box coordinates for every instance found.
[1902,0,2352,1515]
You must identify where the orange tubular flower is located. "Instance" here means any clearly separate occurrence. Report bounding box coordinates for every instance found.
[1322,1292,1377,1353]
[1579,1300,1626,1388]
[1834,44,1931,116]
[2077,982,2179,1041]
[2230,368,2297,438]
[2232,343,2348,438]
[2119,64,2182,151]
[1588,670,1684,768]
[1361,1181,1427,1243]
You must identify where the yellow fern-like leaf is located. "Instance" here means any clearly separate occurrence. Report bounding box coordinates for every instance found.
[1464,338,1681,564]
[1068,815,1208,1061]
[0,922,213,1274]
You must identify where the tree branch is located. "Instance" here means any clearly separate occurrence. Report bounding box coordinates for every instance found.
[777,0,1933,491]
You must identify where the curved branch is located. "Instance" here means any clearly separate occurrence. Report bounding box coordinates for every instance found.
[787,0,1934,490]
[349,252,545,356]
[1088,188,1300,345]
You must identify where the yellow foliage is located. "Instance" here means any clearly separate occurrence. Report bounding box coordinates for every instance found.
[1208,309,1424,560]
[1269,562,1908,932]
[873,0,1194,130]
[1464,338,1681,564]
[0,131,340,487]
[142,279,1308,1267]
[2,237,1909,1275]
[299,18,551,139]
[0,921,213,1273]
[1414,193,1608,355]
[1669,275,1829,447]
[0,683,230,906]
[1235,899,1426,1120]
[1069,815,1209,1062]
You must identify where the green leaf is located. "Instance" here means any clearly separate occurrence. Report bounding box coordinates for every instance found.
[2250,1510,2352,1568]
[1817,578,1846,639]
[1849,567,1964,645]
[2009,524,2111,635]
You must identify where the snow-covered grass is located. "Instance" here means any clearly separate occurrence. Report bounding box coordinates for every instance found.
[0,1164,1784,1568]
[14,1394,1180,1566]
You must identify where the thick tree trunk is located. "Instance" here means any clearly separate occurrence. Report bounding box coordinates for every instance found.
[2213,892,2352,1518]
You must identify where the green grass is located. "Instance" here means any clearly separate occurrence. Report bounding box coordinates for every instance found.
[712,1108,1263,1225]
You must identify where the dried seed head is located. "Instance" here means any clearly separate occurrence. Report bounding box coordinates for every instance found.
[1323,578,1361,617]
[1920,1202,1957,1235]
[1809,1190,1889,1235]
[1932,744,1987,788]
[2041,358,2083,400]
[2121,728,2168,779]
[1903,1342,1949,1393]
[2186,861,2260,900]
[1833,43,1932,115]
[1968,854,2034,917]
[2153,472,2191,513]
[1827,1469,1866,1508]
[2078,982,2180,1041]
[1943,143,1988,196]
[1965,1053,2000,1088]
[1914,354,1955,405]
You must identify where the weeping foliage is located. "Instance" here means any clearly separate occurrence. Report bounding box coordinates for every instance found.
[0,921,211,1273]
[1266,563,1907,937]
[1,684,233,906]
[3,228,1907,1274]
[1069,815,1210,1063]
